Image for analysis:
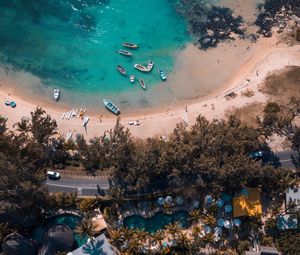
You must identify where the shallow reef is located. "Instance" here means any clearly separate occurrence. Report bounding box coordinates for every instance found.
[175,0,245,49]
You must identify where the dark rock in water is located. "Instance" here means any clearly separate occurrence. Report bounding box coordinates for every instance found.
[175,2,245,50]
[41,225,76,255]
[2,233,38,255]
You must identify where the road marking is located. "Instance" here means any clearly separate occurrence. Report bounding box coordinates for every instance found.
[280,159,293,163]
[45,183,108,189]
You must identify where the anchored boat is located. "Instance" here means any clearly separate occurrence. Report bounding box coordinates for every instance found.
[118,49,132,56]
[134,64,148,72]
[117,65,127,75]
[103,99,121,115]
[122,42,139,49]
[138,78,146,90]
[53,88,60,101]
[159,69,167,81]
[147,61,154,71]
[130,75,135,83]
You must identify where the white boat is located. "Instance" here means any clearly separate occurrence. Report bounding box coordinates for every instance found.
[103,99,121,115]
[130,75,135,83]
[61,113,65,119]
[147,61,154,71]
[82,116,89,127]
[138,78,146,90]
[122,42,139,49]
[159,69,167,81]
[134,64,148,72]
[53,88,60,101]
[66,131,73,141]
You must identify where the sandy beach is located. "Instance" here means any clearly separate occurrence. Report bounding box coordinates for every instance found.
[1,31,300,140]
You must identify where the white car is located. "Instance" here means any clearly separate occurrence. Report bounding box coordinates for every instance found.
[47,171,61,180]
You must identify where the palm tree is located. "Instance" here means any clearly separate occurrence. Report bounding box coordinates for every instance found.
[74,218,96,240]
[152,230,165,248]
[189,209,202,225]
[166,223,181,239]
[0,222,13,243]
[176,232,191,251]
[203,213,216,226]
[13,118,30,135]
[191,225,202,240]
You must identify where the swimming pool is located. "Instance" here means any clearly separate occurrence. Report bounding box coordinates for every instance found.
[123,210,190,233]
[32,215,88,246]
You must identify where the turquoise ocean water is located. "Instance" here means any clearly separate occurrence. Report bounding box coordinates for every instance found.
[0,0,189,108]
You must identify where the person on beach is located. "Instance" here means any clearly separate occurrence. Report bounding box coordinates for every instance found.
[99,114,103,123]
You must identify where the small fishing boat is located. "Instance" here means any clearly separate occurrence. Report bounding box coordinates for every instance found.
[66,131,73,141]
[159,69,167,81]
[147,61,154,71]
[118,49,132,56]
[82,116,89,127]
[117,65,127,75]
[130,75,135,83]
[134,64,148,72]
[103,99,120,115]
[61,113,65,119]
[122,42,139,49]
[138,78,146,90]
[53,88,60,101]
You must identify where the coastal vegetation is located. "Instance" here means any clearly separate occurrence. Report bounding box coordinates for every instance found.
[0,101,299,254]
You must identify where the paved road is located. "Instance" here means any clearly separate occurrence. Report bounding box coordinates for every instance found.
[274,150,299,169]
[46,177,109,196]
[46,150,299,196]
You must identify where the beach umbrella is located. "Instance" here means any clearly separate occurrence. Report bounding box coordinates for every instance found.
[204,225,212,234]
[233,218,241,227]
[157,197,164,206]
[217,199,224,207]
[205,195,213,205]
[165,196,173,205]
[192,200,200,208]
[225,205,233,213]
[176,196,184,206]
[217,218,225,227]
[214,227,222,236]
[224,220,232,229]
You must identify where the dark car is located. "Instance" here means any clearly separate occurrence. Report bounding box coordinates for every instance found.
[249,151,264,159]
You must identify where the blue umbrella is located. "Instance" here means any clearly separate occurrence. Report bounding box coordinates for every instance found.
[205,195,213,204]
[233,218,241,227]
[225,205,232,213]
[217,199,224,207]
[204,225,212,234]
[217,218,225,227]
[214,227,222,235]
[157,197,164,206]
[165,196,173,205]
[224,220,232,229]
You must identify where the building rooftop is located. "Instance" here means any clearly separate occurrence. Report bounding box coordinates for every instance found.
[233,188,262,217]
[67,233,117,255]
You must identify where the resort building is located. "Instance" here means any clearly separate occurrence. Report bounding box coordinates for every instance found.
[233,188,262,217]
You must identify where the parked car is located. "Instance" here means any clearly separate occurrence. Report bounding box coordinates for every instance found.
[249,151,264,159]
[47,171,61,180]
